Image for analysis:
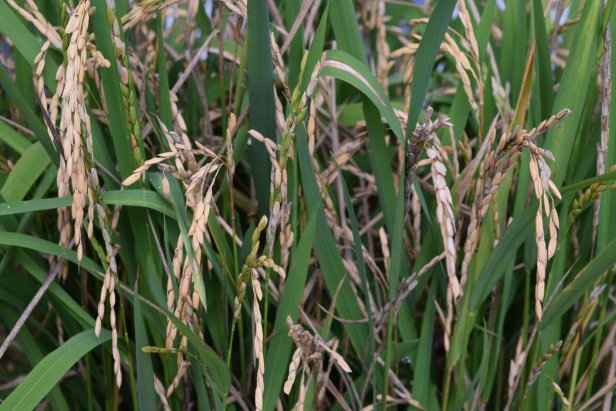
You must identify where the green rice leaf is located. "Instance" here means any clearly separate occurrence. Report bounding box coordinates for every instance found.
[321,49,404,143]
[540,238,616,328]
[0,190,175,219]
[247,0,276,215]
[1,142,50,202]
[0,329,111,411]
[406,0,456,132]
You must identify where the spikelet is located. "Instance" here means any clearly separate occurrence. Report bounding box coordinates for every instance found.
[120,132,224,397]
[596,10,611,241]
[252,268,265,410]
[221,0,247,18]
[460,109,570,298]
[56,0,93,272]
[427,147,459,299]
[164,161,221,395]
[375,0,392,90]
[507,334,525,401]
[5,0,61,48]
[404,107,452,220]
[231,216,286,322]
[284,348,302,394]
[154,376,172,411]
[425,146,458,352]
[121,0,183,30]
[122,152,178,186]
[569,182,609,224]
[105,0,143,165]
[527,341,563,386]
[218,216,287,408]
[457,1,479,64]
[528,148,560,320]
[296,371,307,411]
[50,1,123,388]
[283,315,351,400]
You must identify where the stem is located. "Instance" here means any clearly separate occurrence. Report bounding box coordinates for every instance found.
[223,318,237,411]
[567,347,582,410]
[380,308,394,411]
[0,258,62,360]
[443,368,452,411]
[263,268,271,352]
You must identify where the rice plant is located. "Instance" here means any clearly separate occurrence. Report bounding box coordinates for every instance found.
[0,0,615,410]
